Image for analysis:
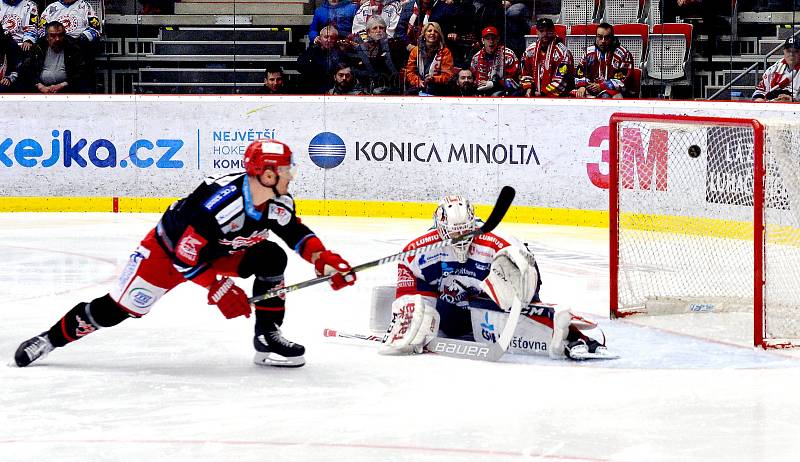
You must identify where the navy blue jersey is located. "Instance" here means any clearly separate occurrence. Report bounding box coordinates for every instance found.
[154,173,316,283]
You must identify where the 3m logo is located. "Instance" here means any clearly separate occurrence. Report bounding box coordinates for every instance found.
[586,125,668,191]
[620,127,668,191]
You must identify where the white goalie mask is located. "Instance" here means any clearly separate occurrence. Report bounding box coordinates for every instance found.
[434,195,477,263]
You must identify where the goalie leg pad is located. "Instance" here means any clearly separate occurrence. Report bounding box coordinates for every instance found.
[548,308,572,359]
[469,307,555,356]
[379,295,440,355]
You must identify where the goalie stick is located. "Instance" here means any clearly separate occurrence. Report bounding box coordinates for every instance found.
[323,328,506,362]
[249,186,516,304]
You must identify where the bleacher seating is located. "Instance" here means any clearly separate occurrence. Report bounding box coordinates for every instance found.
[627,67,642,97]
[563,23,596,59]
[646,0,662,28]
[570,23,599,36]
[560,0,600,28]
[603,0,645,25]
[614,23,648,67]
[122,27,294,94]
[647,23,693,81]
[174,0,308,15]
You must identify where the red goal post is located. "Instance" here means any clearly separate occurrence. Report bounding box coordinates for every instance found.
[609,113,800,349]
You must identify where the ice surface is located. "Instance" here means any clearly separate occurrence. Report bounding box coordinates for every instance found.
[2,214,799,462]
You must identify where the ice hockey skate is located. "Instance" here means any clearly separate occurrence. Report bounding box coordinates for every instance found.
[14,332,54,367]
[253,325,306,367]
[565,338,619,360]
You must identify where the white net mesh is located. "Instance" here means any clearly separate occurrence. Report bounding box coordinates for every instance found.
[764,123,800,344]
[613,117,800,347]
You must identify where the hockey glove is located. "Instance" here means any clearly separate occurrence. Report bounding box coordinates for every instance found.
[480,246,539,312]
[477,81,494,92]
[314,250,356,290]
[208,277,251,319]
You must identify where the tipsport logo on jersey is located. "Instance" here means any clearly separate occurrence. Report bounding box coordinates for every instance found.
[307,132,540,169]
[0,130,184,169]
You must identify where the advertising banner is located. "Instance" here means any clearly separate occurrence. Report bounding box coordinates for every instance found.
[1,95,799,214]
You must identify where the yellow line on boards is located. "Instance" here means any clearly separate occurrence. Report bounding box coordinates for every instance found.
[0,197,610,227]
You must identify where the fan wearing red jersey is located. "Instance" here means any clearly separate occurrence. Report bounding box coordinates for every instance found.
[14,139,356,369]
[380,195,610,359]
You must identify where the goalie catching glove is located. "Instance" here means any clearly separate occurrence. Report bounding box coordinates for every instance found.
[480,246,539,312]
[379,294,440,355]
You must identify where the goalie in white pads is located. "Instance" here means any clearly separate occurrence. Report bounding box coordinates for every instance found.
[380,195,610,360]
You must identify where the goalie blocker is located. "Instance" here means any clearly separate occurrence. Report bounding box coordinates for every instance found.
[378,195,613,360]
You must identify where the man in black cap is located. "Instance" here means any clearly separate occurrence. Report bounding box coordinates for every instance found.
[753,37,800,102]
[518,17,574,97]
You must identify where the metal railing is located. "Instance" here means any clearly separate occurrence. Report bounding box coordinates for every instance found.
[708,28,800,100]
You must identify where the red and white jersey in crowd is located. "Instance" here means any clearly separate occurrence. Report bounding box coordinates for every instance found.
[753,57,800,100]
[351,0,402,37]
[1,0,39,44]
[396,228,522,308]
[575,44,633,97]
[470,45,519,84]
[520,38,574,96]
[40,0,101,42]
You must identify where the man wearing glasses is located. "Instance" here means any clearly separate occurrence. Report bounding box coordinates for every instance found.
[573,22,634,99]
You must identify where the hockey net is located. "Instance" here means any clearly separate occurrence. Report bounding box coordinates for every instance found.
[609,113,800,348]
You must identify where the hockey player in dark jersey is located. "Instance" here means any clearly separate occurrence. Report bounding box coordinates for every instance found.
[14,139,356,368]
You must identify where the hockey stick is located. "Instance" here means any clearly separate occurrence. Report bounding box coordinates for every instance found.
[322,328,506,362]
[322,328,383,343]
[496,296,523,351]
[249,186,516,304]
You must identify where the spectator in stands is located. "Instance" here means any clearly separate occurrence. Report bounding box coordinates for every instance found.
[448,67,478,95]
[0,32,22,91]
[753,37,800,102]
[41,0,102,91]
[470,25,519,96]
[20,21,87,93]
[308,0,358,45]
[297,25,346,93]
[352,0,404,38]
[40,0,102,46]
[350,16,401,94]
[502,0,531,57]
[1,0,39,51]
[404,22,454,95]
[261,65,288,94]
[519,17,574,97]
[396,0,463,52]
[328,62,365,94]
[572,23,634,99]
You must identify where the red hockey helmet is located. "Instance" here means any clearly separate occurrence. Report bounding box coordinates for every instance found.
[243,139,293,176]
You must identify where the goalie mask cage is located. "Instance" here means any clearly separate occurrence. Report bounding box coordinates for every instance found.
[609,113,800,349]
